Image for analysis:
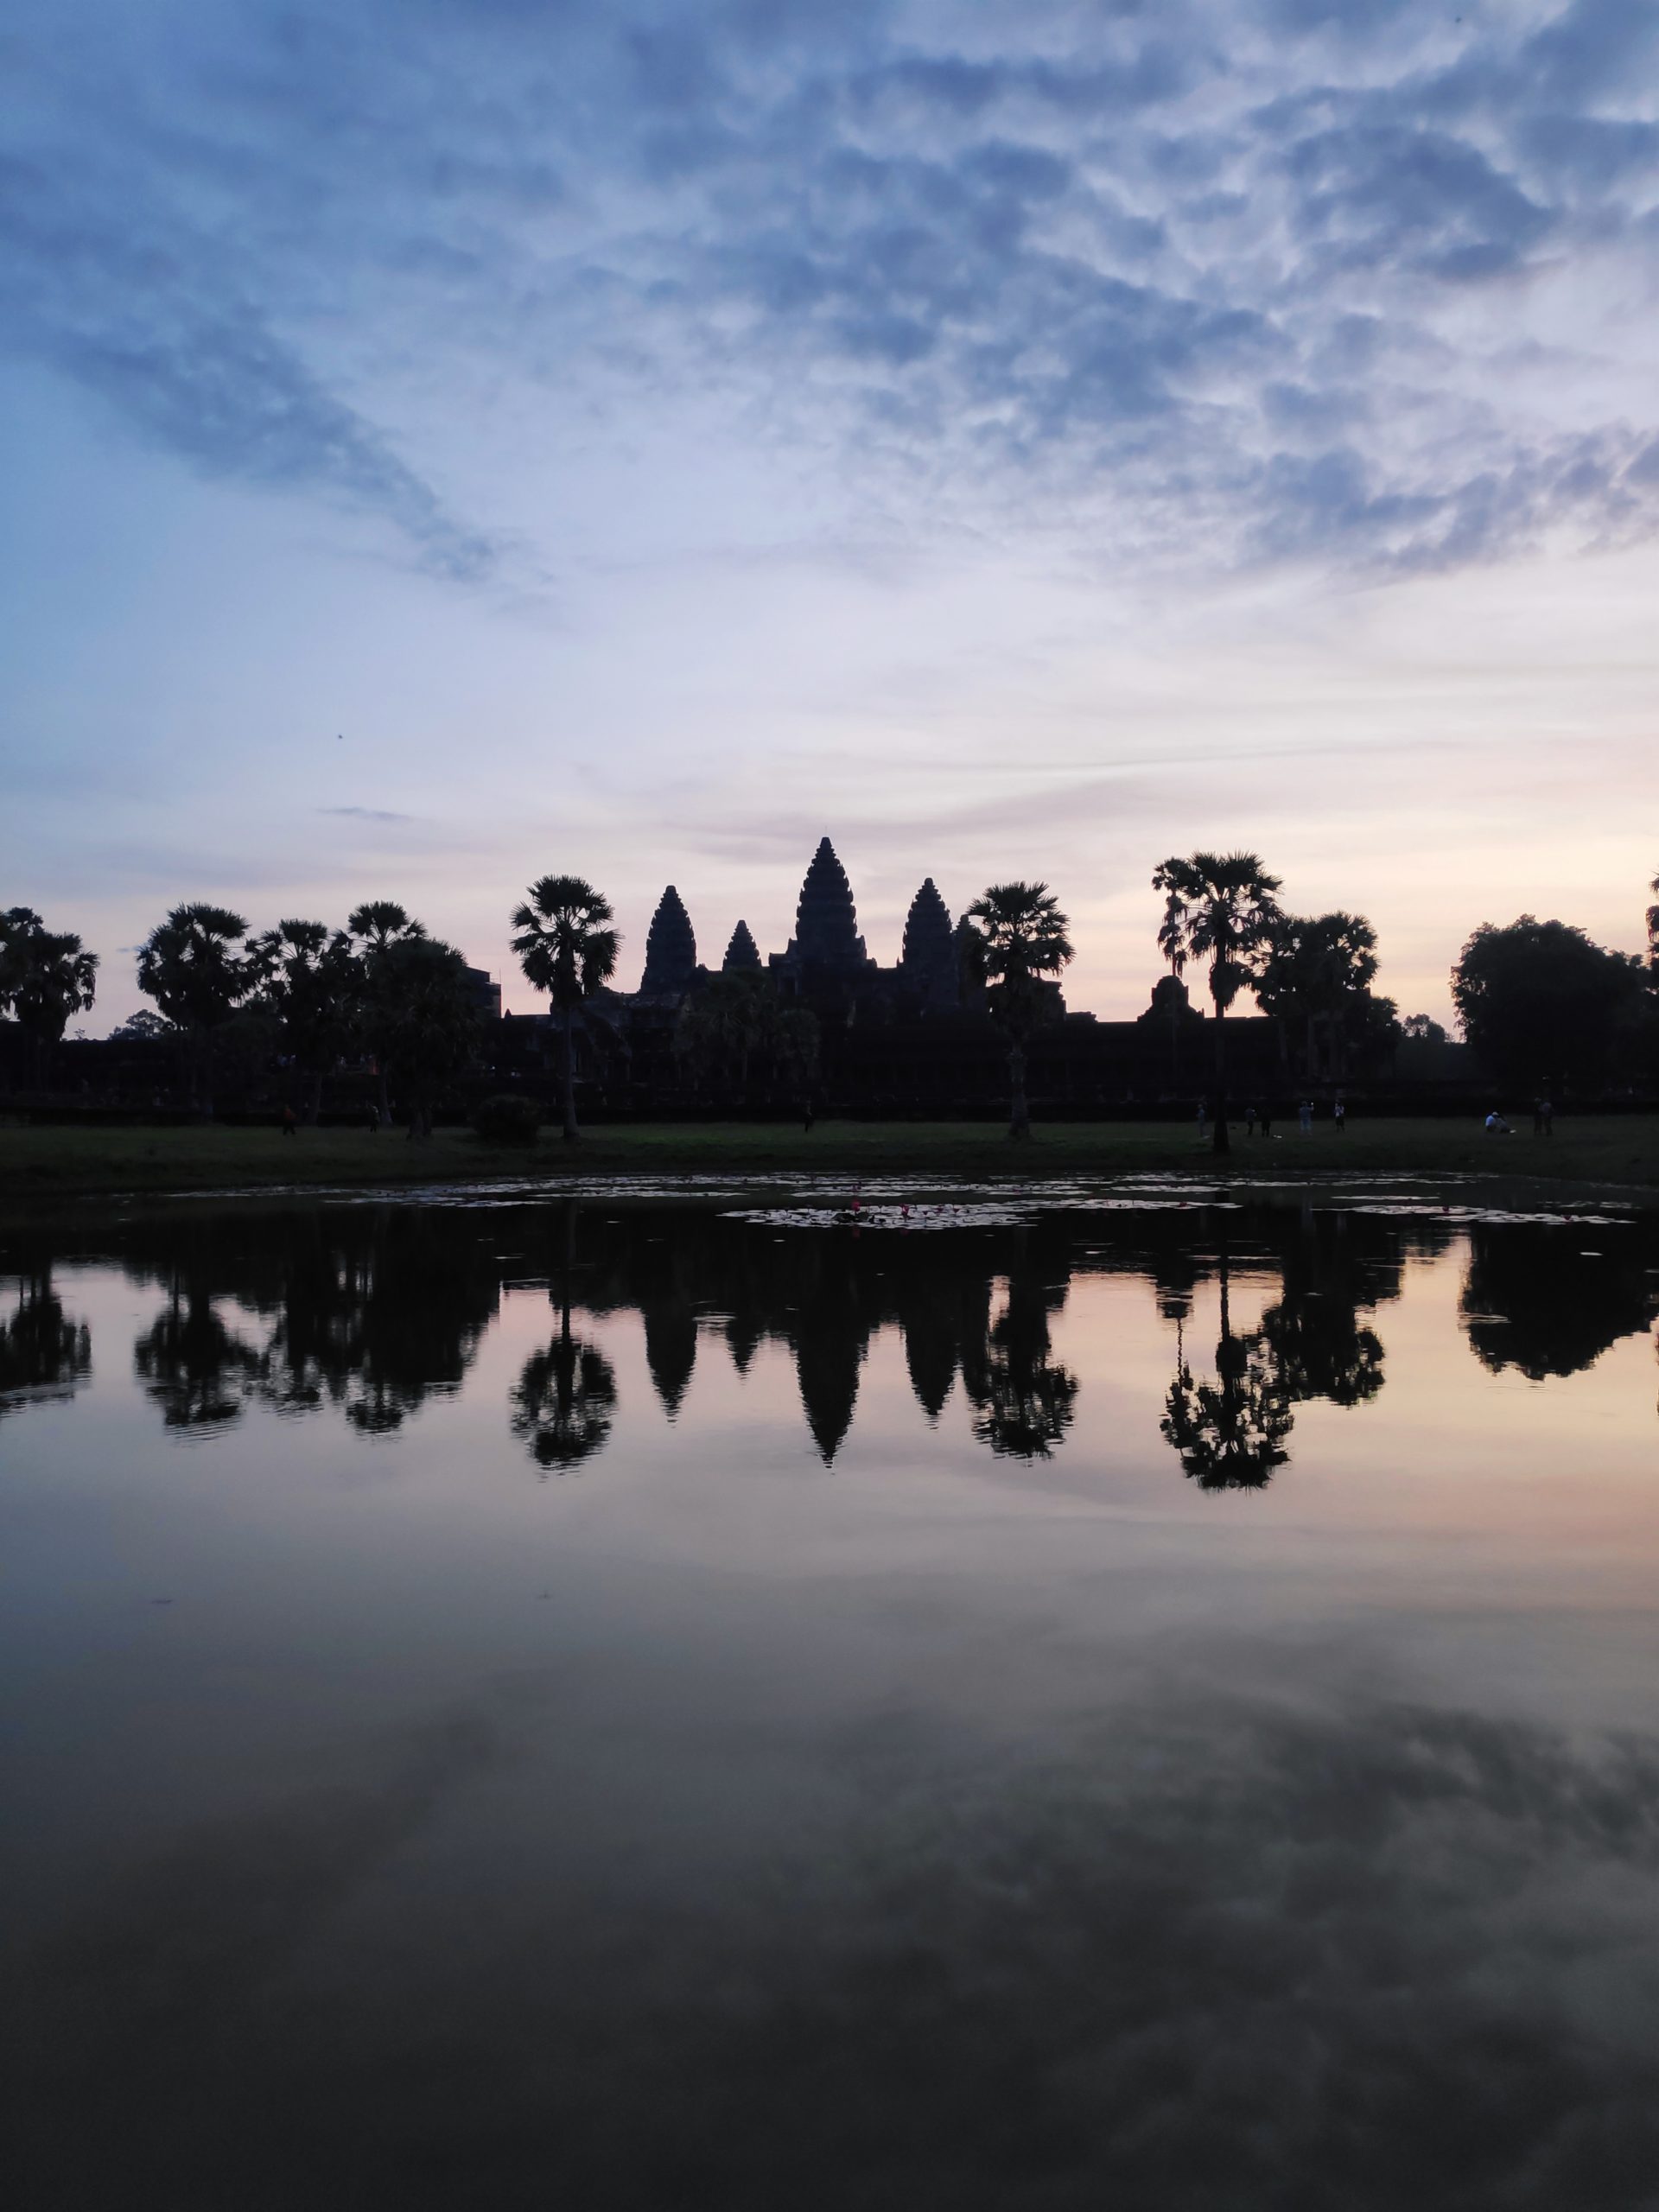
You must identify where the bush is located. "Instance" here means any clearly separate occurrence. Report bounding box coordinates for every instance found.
[473,1093,543,1145]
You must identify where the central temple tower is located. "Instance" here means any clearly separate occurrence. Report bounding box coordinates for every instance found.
[773,837,874,989]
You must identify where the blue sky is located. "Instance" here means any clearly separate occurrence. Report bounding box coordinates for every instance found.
[3,0,1656,1026]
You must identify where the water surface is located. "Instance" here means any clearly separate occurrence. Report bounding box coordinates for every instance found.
[4,1187,1658,2210]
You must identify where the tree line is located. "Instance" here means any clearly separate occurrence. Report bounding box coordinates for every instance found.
[3,860,1656,1139]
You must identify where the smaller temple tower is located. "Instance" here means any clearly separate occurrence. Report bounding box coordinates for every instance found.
[899,878,958,1010]
[639,886,696,996]
[722,920,761,973]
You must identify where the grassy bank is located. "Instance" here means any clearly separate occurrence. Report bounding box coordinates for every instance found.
[3,1115,1656,1209]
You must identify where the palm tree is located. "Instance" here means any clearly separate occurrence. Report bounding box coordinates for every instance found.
[250,919,360,1123]
[135,903,253,1117]
[964,882,1074,1139]
[1152,852,1283,1154]
[348,902,427,1122]
[1646,870,1658,973]
[510,876,620,1142]
[0,908,99,1090]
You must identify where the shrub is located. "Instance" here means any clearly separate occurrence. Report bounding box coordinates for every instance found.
[473,1092,543,1145]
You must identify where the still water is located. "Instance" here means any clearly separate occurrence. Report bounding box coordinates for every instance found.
[4,1181,1659,2210]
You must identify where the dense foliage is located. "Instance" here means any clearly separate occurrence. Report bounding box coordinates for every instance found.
[474,1092,543,1145]
[1257,911,1398,1082]
[1452,916,1643,1095]
[0,906,99,1086]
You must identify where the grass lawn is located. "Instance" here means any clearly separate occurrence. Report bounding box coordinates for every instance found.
[3,1114,1656,1210]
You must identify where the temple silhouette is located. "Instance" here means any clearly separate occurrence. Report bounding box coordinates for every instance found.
[500,834,1297,1116]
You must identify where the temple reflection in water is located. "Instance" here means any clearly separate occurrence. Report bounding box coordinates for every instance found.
[3,1195,1653,1478]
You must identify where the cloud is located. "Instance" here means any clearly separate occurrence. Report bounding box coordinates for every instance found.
[318,806,419,823]
[3,0,1657,582]
[0,150,505,585]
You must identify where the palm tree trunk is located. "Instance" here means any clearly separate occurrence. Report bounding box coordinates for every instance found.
[1211,1002,1230,1154]
[1007,1041,1031,1140]
[562,1004,580,1142]
[559,1198,576,1342]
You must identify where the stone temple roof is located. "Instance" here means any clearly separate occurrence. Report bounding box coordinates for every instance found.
[640,885,696,994]
[901,878,952,969]
[900,877,958,1008]
[723,920,761,972]
[789,837,868,973]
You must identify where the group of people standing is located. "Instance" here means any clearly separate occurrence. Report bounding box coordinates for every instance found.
[1195,1096,1346,1139]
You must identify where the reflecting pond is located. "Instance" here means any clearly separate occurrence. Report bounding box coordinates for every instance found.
[4,1185,1659,2209]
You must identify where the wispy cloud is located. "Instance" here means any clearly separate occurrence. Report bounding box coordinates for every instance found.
[3,0,1657,581]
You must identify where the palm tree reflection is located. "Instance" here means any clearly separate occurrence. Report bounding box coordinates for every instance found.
[1161,1246,1292,1491]
[511,1200,617,1474]
[0,1266,92,1416]
[134,1271,264,1433]
[968,1258,1078,1460]
[512,1331,617,1472]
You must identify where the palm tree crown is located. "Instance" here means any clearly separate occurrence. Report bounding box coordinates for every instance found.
[511,877,620,1009]
[135,903,252,1032]
[965,882,1074,1030]
[1153,852,1284,1014]
[348,901,427,952]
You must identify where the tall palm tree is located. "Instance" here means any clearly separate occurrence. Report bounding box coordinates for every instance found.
[135,902,252,1117]
[0,907,99,1090]
[510,876,620,1142]
[964,882,1074,1139]
[1152,852,1283,1154]
[348,902,427,1122]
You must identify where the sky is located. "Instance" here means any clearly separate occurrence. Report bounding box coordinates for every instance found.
[3,0,1656,1030]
